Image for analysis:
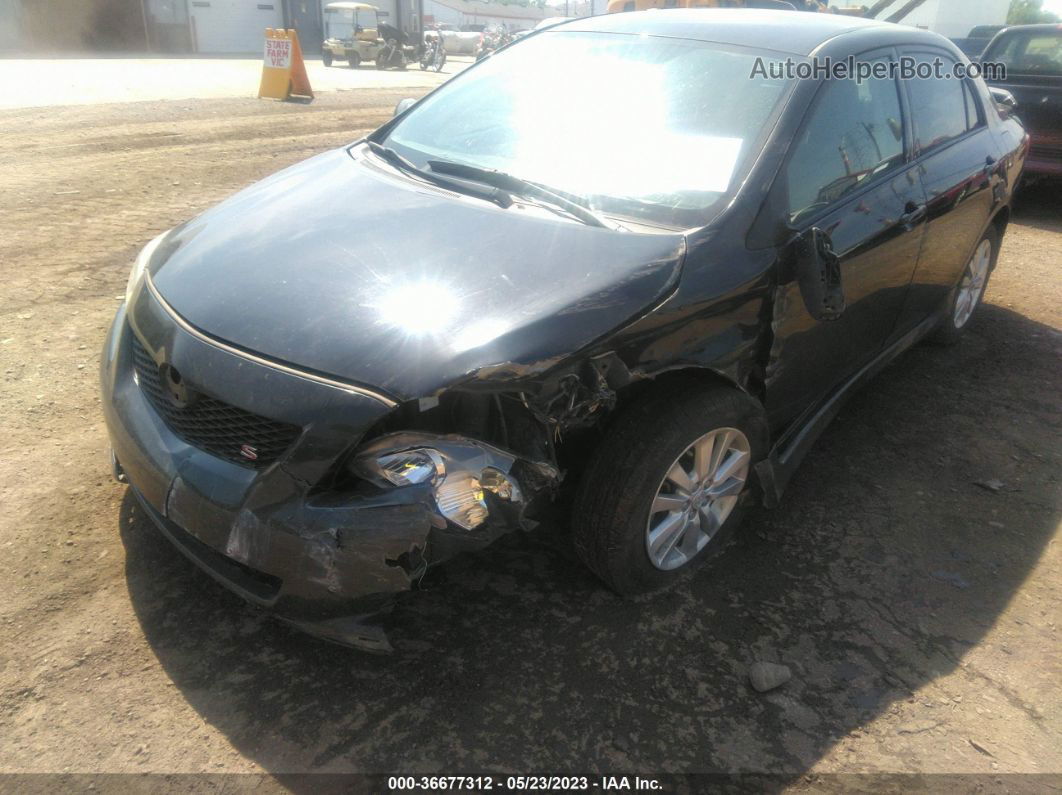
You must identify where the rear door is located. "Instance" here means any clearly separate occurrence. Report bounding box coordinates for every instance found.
[764,50,926,426]
[893,48,1003,334]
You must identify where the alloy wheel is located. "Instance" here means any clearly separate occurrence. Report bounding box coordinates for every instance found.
[646,427,751,571]
[954,239,992,329]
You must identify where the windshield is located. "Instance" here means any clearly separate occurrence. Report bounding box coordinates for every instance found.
[382,31,793,228]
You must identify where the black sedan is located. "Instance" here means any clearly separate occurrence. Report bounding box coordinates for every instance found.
[102,10,1026,651]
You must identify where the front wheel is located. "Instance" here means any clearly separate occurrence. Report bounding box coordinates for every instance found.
[348,52,361,69]
[572,384,767,595]
[322,51,333,67]
[930,225,999,345]
[434,52,446,72]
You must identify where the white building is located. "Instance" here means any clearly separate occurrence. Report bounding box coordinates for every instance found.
[833,0,1011,39]
[421,0,552,31]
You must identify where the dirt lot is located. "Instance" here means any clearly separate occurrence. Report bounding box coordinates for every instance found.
[0,92,1059,786]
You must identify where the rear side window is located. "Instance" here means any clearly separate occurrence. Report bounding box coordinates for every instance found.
[785,64,906,222]
[985,31,1062,76]
[906,58,973,153]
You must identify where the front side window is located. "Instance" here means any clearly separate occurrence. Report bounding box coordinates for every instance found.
[785,63,905,222]
[906,58,969,153]
[383,32,794,227]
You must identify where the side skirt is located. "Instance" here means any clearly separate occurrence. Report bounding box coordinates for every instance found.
[756,312,941,507]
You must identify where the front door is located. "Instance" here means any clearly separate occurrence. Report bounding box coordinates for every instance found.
[765,51,926,427]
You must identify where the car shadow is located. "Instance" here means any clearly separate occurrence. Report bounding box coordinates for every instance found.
[120,305,1059,777]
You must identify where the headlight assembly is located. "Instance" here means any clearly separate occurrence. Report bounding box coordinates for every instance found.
[125,230,169,305]
[363,448,445,487]
[351,432,532,531]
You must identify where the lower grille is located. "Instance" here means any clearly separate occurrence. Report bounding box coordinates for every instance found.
[1029,141,1062,162]
[131,331,301,468]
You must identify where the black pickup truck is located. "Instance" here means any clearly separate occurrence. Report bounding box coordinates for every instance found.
[982,23,1062,179]
[952,24,1005,58]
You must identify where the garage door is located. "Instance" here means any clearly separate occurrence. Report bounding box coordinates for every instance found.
[189,0,283,54]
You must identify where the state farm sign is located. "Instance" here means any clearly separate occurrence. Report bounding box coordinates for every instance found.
[264,37,292,69]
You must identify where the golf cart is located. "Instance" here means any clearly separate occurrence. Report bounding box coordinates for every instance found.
[322,1,383,68]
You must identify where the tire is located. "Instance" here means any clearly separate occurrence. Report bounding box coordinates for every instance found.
[322,51,333,67]
[435,52,446,72]
[930,224,999,345]
[572,383,768,595]
[376,55,387,70]
[348,53,361,69]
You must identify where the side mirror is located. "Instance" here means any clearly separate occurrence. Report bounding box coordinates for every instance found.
[988,87,1017,116]
[792,227,845,321]
[394,97,416,117]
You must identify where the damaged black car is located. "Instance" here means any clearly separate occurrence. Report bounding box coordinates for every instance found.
[101,10,1026,651]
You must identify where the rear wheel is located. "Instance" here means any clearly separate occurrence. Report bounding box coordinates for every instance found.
[931,225,999,345]
[322,50,333,67]
[572,384,767,595]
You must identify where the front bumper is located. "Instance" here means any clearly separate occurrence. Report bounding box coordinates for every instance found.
[102,281,525,652]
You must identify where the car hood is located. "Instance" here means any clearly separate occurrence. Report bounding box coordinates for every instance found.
[150,147,686,401]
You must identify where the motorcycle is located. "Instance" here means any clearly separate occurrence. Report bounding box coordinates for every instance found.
[475,24,512,62]
[419,32,446,73]
[375,22,410,70]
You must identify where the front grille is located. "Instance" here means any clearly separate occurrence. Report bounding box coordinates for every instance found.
[131,332,301,468]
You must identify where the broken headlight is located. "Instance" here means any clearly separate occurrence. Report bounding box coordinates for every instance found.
[351,433,527,531]
[366,449,445,487]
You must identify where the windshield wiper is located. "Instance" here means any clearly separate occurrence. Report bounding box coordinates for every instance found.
[426,159,618,230]
[365,141,513,209]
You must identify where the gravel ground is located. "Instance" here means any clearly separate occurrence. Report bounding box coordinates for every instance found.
[0,91,1059,786]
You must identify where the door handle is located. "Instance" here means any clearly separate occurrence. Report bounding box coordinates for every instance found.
[900,201,926,229]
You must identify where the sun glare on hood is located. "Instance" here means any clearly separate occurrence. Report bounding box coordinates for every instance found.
[373,279,461,336]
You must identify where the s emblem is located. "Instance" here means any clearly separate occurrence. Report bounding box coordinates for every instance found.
[239,444,259,461]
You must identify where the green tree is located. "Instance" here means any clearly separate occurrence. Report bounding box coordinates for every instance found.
[1007,0,1061,24]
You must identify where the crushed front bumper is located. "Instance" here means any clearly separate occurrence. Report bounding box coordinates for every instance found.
[102,283,548,652]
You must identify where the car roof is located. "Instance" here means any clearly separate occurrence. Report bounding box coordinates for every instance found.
[559,8,942,57]
[996,23,1062,33]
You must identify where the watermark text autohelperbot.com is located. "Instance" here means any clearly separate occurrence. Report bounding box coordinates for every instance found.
[751,55,1006,83]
